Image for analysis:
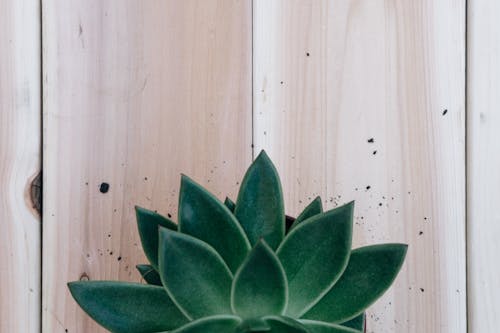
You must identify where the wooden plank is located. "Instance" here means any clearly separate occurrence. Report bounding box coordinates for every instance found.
[41,1,252,332]
[467,1,500,331]
[253,1,466,332]
[0,1,41,332]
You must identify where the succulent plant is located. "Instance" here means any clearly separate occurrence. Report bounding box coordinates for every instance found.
[68,151,407,333]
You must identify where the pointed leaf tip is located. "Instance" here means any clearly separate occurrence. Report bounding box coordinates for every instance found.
[135,206,177,270]
[290,196,323,230]
[235,151,285,249]
[277,201,354,317]
[231,240,287,318]
[68,281,188,333]
[158,229,233,319]
[302,243,407,323]
[178,175,250,273]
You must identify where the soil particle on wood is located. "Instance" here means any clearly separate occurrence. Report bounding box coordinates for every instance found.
[99,182,110,193]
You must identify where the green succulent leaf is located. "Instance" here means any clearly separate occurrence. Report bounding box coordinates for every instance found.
[224,197,236,212]
[158,229,233,320]
[67,281,188,333]
[236,318,271,332]
[289,196,323,230]
[299,320,362,333]
[178,175,251,273]
[302,244,408,323]
[136,264,162,286]
[277,202,354,317]
[232,240,287,318]
[235,150,285,249]
[167,315,242,333]
[136,206,177,270]
[340,313,365,331]
[263,316,309,333]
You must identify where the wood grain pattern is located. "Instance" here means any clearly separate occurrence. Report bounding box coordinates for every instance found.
[467,1,500,331]
[253,1,466,332]
[41,1,252,332]
[0,1,41,332]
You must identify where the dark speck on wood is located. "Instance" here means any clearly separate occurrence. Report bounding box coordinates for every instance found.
[442,109,448,116]
[99,182,110,193]
[367,138,375,143]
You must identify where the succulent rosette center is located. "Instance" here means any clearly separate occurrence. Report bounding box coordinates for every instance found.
[68,151,407,333]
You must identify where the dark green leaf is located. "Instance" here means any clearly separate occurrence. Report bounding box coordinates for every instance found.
[136,264,162,286]
[224,197,236,212]
[302,244,407,323]
[289,196,323,230]
[67,281,188,333]
[232,240,287,318]
[136,206,177,270]
[168,315,242,333]
[179,175,250,273]
[235,150,285,249]
[236,318,271,332]
[277,202,354,317]
[341,313,365,331]
[263,316,308,333]
[300,320,362,333]
[158,229,233,319]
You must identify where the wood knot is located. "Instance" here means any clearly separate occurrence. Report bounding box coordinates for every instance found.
[30,171,42,215]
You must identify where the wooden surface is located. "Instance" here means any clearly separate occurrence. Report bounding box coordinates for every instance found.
[467,1,500,331]
[0,1,41,332]
[253,1,466,332]
[41,1,252,332]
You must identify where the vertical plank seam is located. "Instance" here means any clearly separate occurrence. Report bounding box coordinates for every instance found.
[464,0,469,332]
[39,0,44,332]
[251,0,255,160]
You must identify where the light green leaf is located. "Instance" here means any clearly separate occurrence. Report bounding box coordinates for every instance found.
[231,240,287,318]
[300,320,362,333]
[289,196,323,230]
[277,202,354,317]
[302,244,407,323]
[341,313,365,331]
[67,281,188,333]
[235,150,285,249]
[136,264,162,286]
[158,229,233,320]
[136,206,177,270]
[263,316,308,333]
[168,315,242,333]
[178,175,250,273]
[224,197,236,212]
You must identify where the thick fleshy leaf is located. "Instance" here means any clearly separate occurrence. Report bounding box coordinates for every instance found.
[167,315,242,333]
[236,318,271,332]
[158,229,233,319]
[136,206,177,269]
[231,240,287,318]
[341,313,365,331]
[303,244,407,323]
[136,264,162,286]
[178,175,250,273]
[263,316,308,333]
[68,281,188,333]
[277,202,354,317]
[224,197,236,212]
[289,196,323,230]
[300,320,362,333]
[235,150,285,249]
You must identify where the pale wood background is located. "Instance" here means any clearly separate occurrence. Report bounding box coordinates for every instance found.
[2,0,496,332]
[467,1,500,332]
[0,0,41,332]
